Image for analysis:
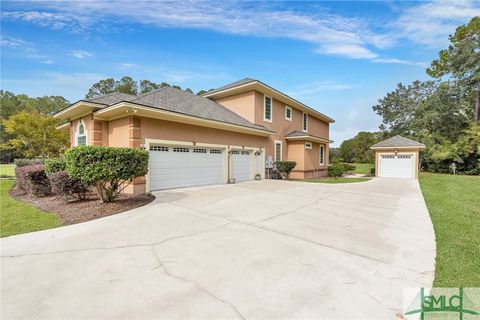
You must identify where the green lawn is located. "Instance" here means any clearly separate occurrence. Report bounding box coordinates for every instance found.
[0,164,15,178]
[302,177,372,184]
[419,172,480,287]
[352,163,373,174]
[0,179,61,238]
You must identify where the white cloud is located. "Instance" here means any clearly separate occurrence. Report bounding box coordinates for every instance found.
[69,50,93,58]
[119,63,139,70]
[372,58,427,68]
[392,0,480,48]
[0,34,54,64]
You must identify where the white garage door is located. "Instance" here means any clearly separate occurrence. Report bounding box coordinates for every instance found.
[379,154,415,178]
[231,150,252,182]
[149,145,224,191]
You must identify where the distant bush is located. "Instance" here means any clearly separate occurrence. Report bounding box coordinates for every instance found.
[14,158,44,168]
[274,161,297,179]
[45,157,66,174]
[327,164,344,178]
[15,164,51,196]
[64,146,149,203]
[48,171,89,201]
[340,163,356,172]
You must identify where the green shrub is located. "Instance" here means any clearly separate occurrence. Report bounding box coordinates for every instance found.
[274,161,297,179]
[340,163,356,172]
[370,166,375,175]
[14,158,44,167]
[45,157,66,174]
[64,146,149,203]
[327,164,344,178]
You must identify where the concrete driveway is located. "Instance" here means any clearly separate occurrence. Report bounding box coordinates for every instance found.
[1,178,435,319]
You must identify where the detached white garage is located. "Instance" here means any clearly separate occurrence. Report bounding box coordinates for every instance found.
[371,136,425,179]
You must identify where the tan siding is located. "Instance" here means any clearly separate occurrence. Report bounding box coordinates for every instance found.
[214,90,256,123]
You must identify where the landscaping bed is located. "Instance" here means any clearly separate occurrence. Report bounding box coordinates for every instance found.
[10,185,155,226]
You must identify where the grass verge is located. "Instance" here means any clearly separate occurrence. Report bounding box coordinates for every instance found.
[419,172,480,287]
[0,164,15,178]
[352,163,373,174]
[0,179,62,238]
[302,177,371,184]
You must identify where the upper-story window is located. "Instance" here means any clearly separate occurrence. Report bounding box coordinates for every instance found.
[264,95,272,122]
[285,106,292,121]
[302,112,308,132]
[76,119,88,146]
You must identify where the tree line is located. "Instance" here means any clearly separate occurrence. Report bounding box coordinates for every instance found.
[0,78,211,162]
[336,17,479,175]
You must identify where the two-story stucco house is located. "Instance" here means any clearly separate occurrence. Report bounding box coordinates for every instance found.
[54,78,334,193]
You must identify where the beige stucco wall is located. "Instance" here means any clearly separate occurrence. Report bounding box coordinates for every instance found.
[374,148,421,179]
[108,117,130,147]
[214,90,256,123]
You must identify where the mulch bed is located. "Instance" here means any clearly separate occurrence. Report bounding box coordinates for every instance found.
[10,186,155,225]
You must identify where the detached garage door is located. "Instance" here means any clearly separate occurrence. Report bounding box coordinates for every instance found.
[378,154,415,178]
[231,150,252,182]
[149,145,224,190]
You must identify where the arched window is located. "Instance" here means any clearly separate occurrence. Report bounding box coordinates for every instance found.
[76,120,87,146]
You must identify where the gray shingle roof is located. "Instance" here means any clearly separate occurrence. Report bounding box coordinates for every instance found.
[285,130,332,142]
[203,78,256,95]
[87,92,137,105]
[130,87,270,131]
[371,135,425,148]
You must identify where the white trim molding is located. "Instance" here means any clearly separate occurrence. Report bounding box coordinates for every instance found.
[319,144,325,165]
[74,119,88,146]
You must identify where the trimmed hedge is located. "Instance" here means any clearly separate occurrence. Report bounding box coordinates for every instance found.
[274,161,297,179]
[64,146,149,203]
[340,163,356,172]
[45,157,66,174]
[14,158,44,168]
[48,171,89,201]
[327,164,344,178]
[15,164,51,196]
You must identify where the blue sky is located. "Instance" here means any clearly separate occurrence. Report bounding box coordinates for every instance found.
[1,1,479,145]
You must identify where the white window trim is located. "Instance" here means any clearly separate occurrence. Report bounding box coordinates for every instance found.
[75,119,88,147]
[305,142,312,149]
[302,112,308,132]
[274,140,283,162]
[263,95,273,123]
[285,105,292,121]
[319,144,325,166]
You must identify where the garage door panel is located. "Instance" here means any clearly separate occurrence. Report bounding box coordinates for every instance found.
[231,151,252,182]
[149,145,224,191]
[379,154,414,178]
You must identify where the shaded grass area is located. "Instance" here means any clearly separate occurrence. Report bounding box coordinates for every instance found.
[0,180,62,238]
[0,164,15,178]
[352,163,373,174]
[419,172,480,287]
[302,177,371,184]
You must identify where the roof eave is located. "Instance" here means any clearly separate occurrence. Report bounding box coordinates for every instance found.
[370,145,426,150]
[285,135,333,144]
[204,80,335,124]
[94,101,274,137]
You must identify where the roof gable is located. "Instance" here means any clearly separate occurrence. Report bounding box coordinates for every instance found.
[371,135,425,148]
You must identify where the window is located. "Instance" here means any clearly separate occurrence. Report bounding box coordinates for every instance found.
[210,149,222,154]
[193,148,207,153]
[150,146,169,152]
[302,112,308,132]
[264,95,272,122]
[305,142,312,149]
[285,106,292,121]
[319,145,325,165]
[173,147,189,152]
[274,140,282,162]
[76,120,87,146]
